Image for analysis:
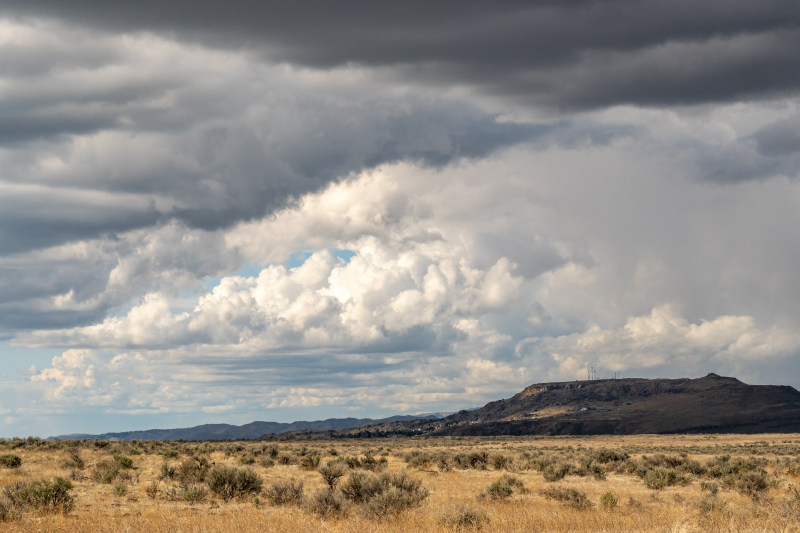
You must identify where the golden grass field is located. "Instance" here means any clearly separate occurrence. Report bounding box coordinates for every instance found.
[2,433,800,532]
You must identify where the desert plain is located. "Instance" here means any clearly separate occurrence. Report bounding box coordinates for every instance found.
[1,433,800,532]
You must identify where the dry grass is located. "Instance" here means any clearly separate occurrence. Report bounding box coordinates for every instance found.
[1,433,800,532]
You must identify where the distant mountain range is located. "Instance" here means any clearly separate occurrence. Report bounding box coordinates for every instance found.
[51,414,445,441]
[274,373,800,438]
[51,374,800,441]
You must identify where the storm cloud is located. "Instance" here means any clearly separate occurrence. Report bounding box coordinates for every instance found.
[3,1,800,108]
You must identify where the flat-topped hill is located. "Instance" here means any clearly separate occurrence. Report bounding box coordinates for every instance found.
[279,374,800,438]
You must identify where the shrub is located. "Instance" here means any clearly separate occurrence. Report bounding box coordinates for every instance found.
[454,452,488,470]
[527,453,563,472]
[404,450,433,469]
[543,463,570,482]
[3,477,74,514]
[483,474,525,500]
[177,457,210,484]
[160,461,176,480]
[341,455,362,469]
[339,470,428,516]
[93,460,121,484]
[364,487,421,517]
[363,471,429,517]
[62,449,85,470]
[0,501,9,522]
[361,452,388,472]
[577,460,606,480]
[708,455,764,478]
[593,448,629,464]
[319,461,348,489]
[276,452,297,465]
[441,506,490,531]
[264,479,304,505]
[541,487,592,509]
[437,454,453,472]
[205,466,262,500]
[0,454,22,468]
[145,482,160,500]
[641,454,685,469]
[679,459,707,476]
[600,491,618,509]
[308,488,348,517]
[700,481,719,495]
[162,448,180,459]
[113,454,134,469]
[736,470,769,498]
[266,444,280,458]
[300,453,321,470]
[182,486,207,504]
[698,495,727,514]
[341,472,384,503]
[490,454,513,470]
[643,467,679,490]
[112,483,127,497]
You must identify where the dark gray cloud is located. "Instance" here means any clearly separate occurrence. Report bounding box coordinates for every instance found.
[2,1,798,263]
[0,15,548,261]
[3,0,800,109]
[751,115,800,157]
[0,187,162,254]
[0,38,545,253]
[686,116,800,184]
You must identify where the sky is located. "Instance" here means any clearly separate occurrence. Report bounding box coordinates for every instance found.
[1,1,800,438]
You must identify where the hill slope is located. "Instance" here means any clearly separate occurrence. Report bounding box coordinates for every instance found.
[287,374,800,438]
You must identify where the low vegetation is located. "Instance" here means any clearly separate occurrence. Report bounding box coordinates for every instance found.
[0,433,799,531]
[0,454,22,468]
[482,474,526,500]
[1,477,74,518]
[205,466,263,500]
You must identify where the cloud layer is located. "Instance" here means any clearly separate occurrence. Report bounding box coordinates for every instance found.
[1,4,799,436]
[4,1,800,109]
